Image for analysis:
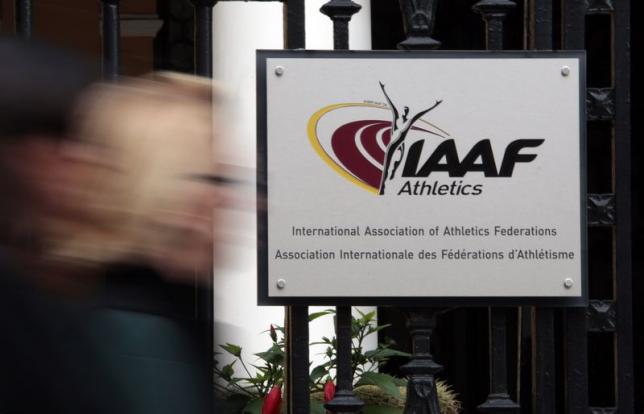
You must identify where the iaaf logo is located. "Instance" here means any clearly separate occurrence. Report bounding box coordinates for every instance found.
[307,82,544,196]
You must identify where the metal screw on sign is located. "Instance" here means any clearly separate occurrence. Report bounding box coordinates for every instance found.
[561,66,571,76]
[276,279,286,289]
[274,66,285,76]
[564,278,574,288]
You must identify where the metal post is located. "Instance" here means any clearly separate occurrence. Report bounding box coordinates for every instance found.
[561,2,589,413]
[320,0,361,51]
[320,4,363,413]
[532,307,556,413]
[477,309,520,413]
[284,4,307,412]
[288,306,310,414]
[286,0,306,49]
[401,308,444,414]
[397,0,441,50]
[472,2,520,412]
[191,0,216,77]
[613,0,633,411]
[15,0,32,38]
[186,2,216,405]
[472,0,516,51]
[528,1,557,412]
[101,0,121,80]
[324,306,364,414]
[393,4,444,412]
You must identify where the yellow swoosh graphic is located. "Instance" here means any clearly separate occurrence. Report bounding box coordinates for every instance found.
[307,103,382,194]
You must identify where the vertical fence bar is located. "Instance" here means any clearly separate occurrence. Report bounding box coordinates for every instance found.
[472,2,520,412]
[397,0,441,50]
[101,0,120,80]
[478,308,520,413]
[324,306,364,414]
[188,2,215,329]
[529,0,553,50]
[395,4,443,412]
[563,308,588,413]
[288,306,310,414]
[562,0,585,51]
[191,0,216,77]
[320,0,361,51]
[528,1,557,412]
[613,0,633,411]
[14,0,32,38]
[402,309,444,414]
[473,0,516,50]
[531,307,556,413]
[284,4,307,412]
[561,2,589,413]
[319,3,363,413]
[286,0,305,49]
[188,2,215,404]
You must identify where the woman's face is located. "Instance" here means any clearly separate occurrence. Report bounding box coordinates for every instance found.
[53,80,235,281]
[108,95,223,281]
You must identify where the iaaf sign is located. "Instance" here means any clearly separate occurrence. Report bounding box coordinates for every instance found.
[257,50,587,306]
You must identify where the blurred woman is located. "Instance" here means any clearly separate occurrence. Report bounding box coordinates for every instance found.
[1,40,235,413]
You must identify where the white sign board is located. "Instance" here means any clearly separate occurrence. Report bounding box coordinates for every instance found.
[257,51,587,306]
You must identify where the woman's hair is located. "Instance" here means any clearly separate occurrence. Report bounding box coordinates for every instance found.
[0,39,97,252]
[0,39,97,140]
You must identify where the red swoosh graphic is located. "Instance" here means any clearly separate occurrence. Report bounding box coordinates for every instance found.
[331,120,432,190]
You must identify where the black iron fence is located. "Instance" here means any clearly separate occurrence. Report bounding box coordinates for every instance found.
[9,0,633,412]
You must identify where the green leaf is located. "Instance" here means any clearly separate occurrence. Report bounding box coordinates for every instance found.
[364,348,411,360]
[221,361,236,381]
[221,343,243,357]
[262,325,284,334]
[360,310,377,324]
[309,365,327,383]
[391,377,407,387]
[362,405,403,414]
[251,364,270,373]
[255,344,284,365]
[246,376,266,386]
[355,372,402,401]
[308,310,333,322]
[218,394,251,414]
[366,324,392,337]
[242,397,263,414]
[310,399,326,414]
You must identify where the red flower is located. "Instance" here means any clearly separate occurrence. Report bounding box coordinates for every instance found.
[262,385,282,414]
[323,380,336,402]
[270,324,277,343]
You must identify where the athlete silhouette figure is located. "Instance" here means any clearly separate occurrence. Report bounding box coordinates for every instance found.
[378,82,442,195]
